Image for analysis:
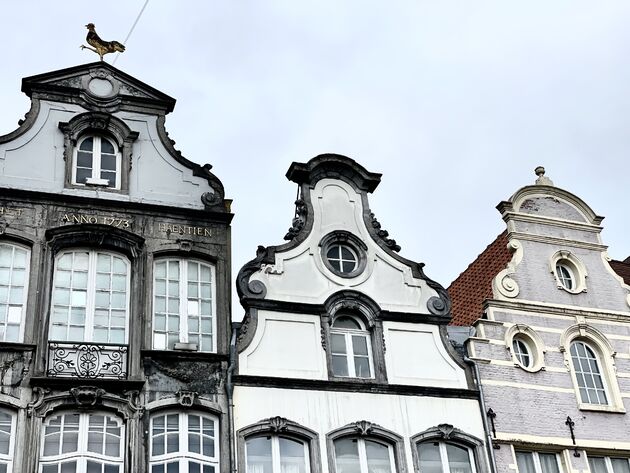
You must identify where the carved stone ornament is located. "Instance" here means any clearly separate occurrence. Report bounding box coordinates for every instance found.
[370,212,401,252]
[284,199,308,241]
[353,420,374,436]
[269,416,289,433]
[236,245,271,301]
[177,390,198,407]
[437,423,455,440]
[70,386,106,407]
[492,240,523,299]
[320,325,327,351]
[201,188,221,208]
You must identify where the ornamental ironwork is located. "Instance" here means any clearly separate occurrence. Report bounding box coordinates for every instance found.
[47,341,128,379]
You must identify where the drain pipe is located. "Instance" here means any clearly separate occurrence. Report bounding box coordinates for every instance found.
[464,344,498,473]
[227,325,239,473]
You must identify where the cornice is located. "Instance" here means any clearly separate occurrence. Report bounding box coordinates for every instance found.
[507,231,607,251]
[482,298,630,323]
[503,212,603,232]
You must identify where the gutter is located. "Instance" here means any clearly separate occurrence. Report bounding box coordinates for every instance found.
[464,330,498,473]
[227,325,239,473]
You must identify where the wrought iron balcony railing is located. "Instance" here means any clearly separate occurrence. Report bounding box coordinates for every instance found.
[47,341,128,380]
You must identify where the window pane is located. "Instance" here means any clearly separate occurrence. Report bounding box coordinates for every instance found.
[332,355,349,377]
[101,139,115,154]
[354,357,371,378]
[515,452,536,473]
[589,458,608,473]
[280,437,307,473]
[101,153,116,170]
[538,454,559,473]
[80,137,94,151]
[247,437,272,473]
[611,459,630,473]
[334,438,361,473]
[352,336,368,356]
[331,334,347,354]
[77,151,93,168]
[333,316,361,330]
[75,168,92,183]
[418,443,443,473]
[365,440,392,473]
[445,444,472,473]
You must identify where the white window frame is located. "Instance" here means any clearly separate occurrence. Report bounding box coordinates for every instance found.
[587,455,630,473]
[570,340,609,406]
[505,325,546,373]
[515,451,562,473]
[0,410,16,473]
[512,338,532,368]
[149,411,219,471]
[50,249,130,344]
[152,258,217,353]
[0,242,30,343]
[330,316,374,379]
[334,437,395,473]
[245,435,310,473]
[417,440,476,473]
[326,244,358,274]
[72,135,121,190]
[549,251,587,294]
[39,411,124,473]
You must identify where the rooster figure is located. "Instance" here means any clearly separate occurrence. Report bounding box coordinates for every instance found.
[80,23,125,61]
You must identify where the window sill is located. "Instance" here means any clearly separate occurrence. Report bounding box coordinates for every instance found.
[141,349,228,362]
[0,342,37,352]
[577,403,626,414]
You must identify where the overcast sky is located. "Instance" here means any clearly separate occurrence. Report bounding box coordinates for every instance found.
[2,1,630,318]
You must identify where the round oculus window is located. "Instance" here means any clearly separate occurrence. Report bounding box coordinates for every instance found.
[326,244,358,274]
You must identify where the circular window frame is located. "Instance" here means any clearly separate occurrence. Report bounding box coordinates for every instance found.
[550,251,587,294]
[320,231,368,279]
[505,324,545,373]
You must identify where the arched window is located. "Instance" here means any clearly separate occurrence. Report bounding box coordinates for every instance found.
[334,437,395,473]
[152,258,216,352]
[239,417,320,473]
[330,314,373,378]
[416,442,475,473]
[246,435,309,473]
[411,425,483,473]
[50,250,130,344]
[328,422,404,473]
[72,136,121,189]
[0,242,30,342]
[150,411,218,472]
[0,410,15,471]
[570,340,608,405]
[39,411,124,472]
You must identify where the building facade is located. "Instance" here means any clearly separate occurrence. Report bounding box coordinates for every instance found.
[234,155,490,473]
[0,62,233,472]
[449,169,630,473]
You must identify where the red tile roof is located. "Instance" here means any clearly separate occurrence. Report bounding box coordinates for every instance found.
[610,257,630,286]
[448,231,512,326]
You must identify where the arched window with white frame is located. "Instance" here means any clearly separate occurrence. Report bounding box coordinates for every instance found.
[416,441,475,473]
[39,411,124,472]
[150,411,218,472]
[330,313,373,378]
[570,340,608,405]
[334,436,395,473]
[72,136,121,189]
[0,409,15,472]
[0,242,30,343]
[50,249,130,344]
[152,258,216,352]
[239,417,320,473]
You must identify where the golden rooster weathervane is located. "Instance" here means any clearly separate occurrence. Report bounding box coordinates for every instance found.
[80,23,125,61]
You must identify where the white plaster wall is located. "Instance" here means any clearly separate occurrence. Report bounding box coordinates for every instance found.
[249,179,437,313]
[239,311,327,379]
[0,100,210,209]
[234,386,485,473]
[383,322,467,388]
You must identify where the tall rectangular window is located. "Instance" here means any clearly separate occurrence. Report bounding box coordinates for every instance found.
[153,258,216,352]
[516,452,561,473]
[50,250,129,344]
[0,243,29,342]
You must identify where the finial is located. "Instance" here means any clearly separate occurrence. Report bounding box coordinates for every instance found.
[534,166,553,186]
